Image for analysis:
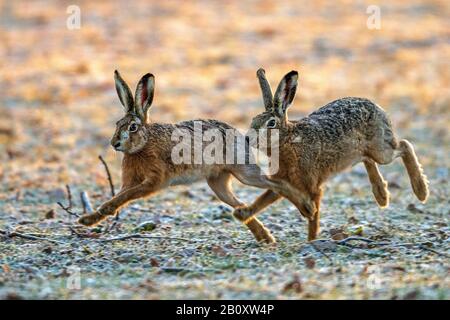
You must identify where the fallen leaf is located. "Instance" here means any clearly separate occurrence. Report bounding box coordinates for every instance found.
[329,227,345,236]
[331,232,348,240]
[150,258,160,267]
[407,203,424,214]
[304,257,315,269]
[4,292,23,300]
[134,221,158,232]
[45,209,56,219]
[211,245,228,257]
[350,225,364,236]
[403,290,420,300]
[282,275,303,294]
[42,246,53,254]
[348,216,359,224]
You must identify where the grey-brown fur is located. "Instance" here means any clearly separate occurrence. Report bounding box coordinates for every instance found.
[234,68,429,241]
[285,97,397,182]
[78,71,276,243]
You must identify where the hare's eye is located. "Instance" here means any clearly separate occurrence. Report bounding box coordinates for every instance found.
[129,123,138,132]
[266,119,276,128]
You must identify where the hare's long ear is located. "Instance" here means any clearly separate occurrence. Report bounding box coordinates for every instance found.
[273,70,298,117]
[114,70,134,113]
[256,68,273,112]
[134,73,155,122]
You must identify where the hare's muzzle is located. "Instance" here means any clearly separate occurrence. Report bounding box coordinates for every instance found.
[112,140,122,151]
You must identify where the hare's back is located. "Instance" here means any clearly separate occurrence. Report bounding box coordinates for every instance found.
[176,119,236,133]
[310,97,384,124]
[293,97,395,163]
[306,97,392,139]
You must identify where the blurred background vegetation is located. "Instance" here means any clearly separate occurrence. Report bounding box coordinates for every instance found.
[0,0,448,192]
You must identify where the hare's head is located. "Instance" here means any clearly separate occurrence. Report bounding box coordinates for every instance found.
[250,68,298,131]
[110,70,155,154]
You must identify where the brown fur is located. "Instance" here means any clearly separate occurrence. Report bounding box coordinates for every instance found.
[78,71,276,243]
[233,68,430,241]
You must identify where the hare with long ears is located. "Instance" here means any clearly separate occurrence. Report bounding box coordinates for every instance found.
[232,68,429,241]
[77,71,277,243]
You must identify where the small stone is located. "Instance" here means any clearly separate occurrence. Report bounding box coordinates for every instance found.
[42,246,53,254]
[116,253,139,263]
[4,292,23,300]
[304,257,315,269]
[133,221,158,232]
[407,203,424,214]
[282,275,303,294]
[331,232,348,240]
[150,258,159,267]
[45,209,56,219]
[348,216,359,224]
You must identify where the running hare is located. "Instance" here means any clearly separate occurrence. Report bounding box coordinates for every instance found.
[233,68,429,241]
[78,71,276,243]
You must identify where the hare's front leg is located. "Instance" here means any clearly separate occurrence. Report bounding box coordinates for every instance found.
[78,179,162,226]
[207,173,277,244]
[232,190,281,243]
[306,191,323,241]
[270,186,322,241]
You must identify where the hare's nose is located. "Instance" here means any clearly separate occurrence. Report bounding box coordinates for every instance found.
[112,141,121,150]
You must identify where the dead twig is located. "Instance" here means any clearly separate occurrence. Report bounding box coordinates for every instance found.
[335,237,431,249]
[57,184,79,218]
[68,226,102,239]
[129,205,153,212]
[98,155,121,233]
[57,202,79,217]
[334,236,448,258]
[417,244,449,258]
[334,236,388,249]
[335,236,377,245]
[99,233,193,243]
[309,241,333,263]
[98,155,115,197]
[68,226,84,238]
[105,212,120,233]
[0,229,66,245]
[160,266,220,274]
[379,242,426,248]
[65,184,73,208]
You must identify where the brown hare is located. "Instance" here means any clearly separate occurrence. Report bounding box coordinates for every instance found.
[78,70,277,243]
[232,68,429,241]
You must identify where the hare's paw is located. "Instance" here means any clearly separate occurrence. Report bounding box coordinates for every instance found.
[233,207,276,244]
[252,223,276,244]
[78,211,107,226]
[232,206,253,222]
[372,181,390,208]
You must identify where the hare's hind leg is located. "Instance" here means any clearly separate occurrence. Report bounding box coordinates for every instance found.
[207,172,276,244]
[396,139,429,202]
[207,172,245,208]
[364,159,389,207]
[368,138,429,203]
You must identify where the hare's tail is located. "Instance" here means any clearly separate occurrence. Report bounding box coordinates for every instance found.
[398,139,429,202]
